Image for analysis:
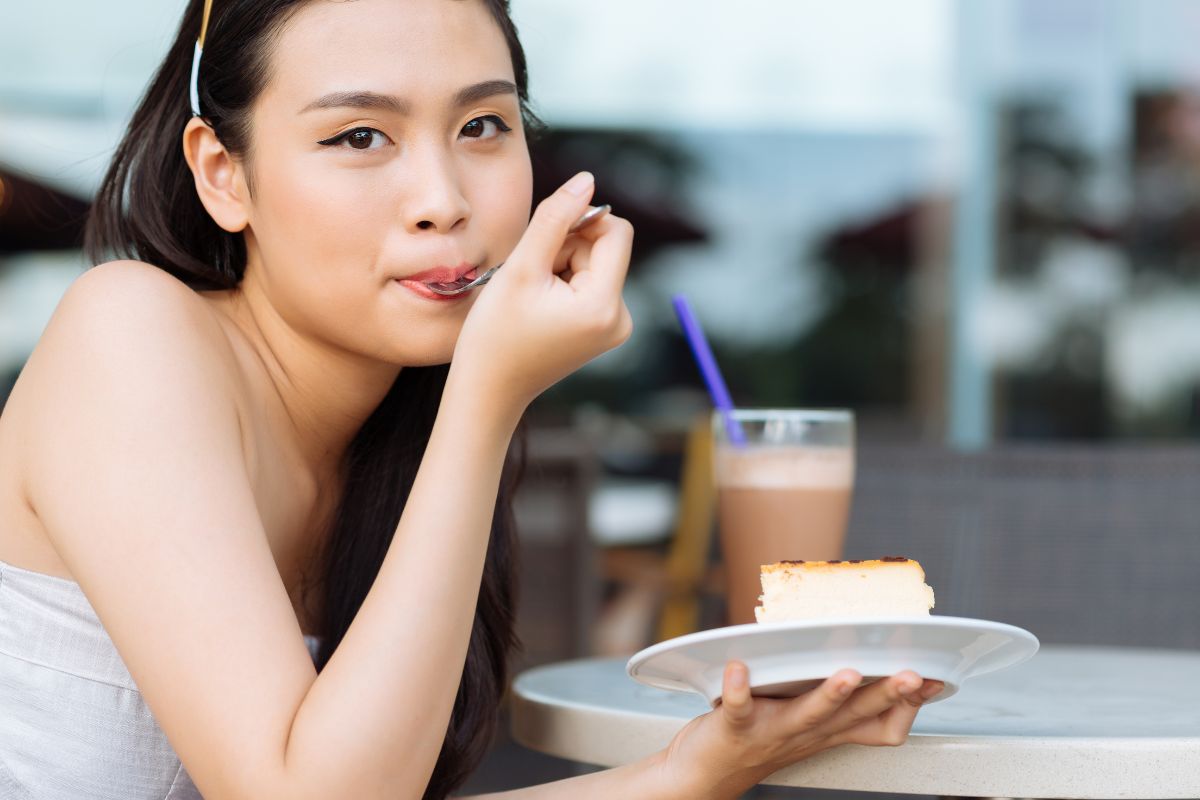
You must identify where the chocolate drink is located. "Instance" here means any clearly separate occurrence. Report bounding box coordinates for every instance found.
[716,446,854,625]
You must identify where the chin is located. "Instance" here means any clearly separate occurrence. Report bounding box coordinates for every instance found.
[367,318,461,367]
[377,344,455,368]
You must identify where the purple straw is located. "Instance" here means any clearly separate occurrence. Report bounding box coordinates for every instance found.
[671,294,746,445]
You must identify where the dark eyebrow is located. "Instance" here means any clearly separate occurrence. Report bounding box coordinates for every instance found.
[300,79,518,114]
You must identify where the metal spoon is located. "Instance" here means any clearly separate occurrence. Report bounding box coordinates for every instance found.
[426,204,612,296]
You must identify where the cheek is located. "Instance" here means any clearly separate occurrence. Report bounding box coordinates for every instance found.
[477,155,534,258]
[242,157,396,347]
[250,151,396,314]
[263,157,389,264]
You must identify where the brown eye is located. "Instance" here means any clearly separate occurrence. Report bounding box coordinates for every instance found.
[461,115,512,140]
[317,127,391,151]
[348,130,375,149]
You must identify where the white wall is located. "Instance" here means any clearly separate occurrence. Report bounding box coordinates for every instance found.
[511,0,953,132]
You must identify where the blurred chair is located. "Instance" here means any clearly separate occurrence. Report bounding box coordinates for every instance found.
[515,418,719,662]
[847,444,1200,649]
[512,427,600,666]
[654,417,719,642]
[590,415,722,654]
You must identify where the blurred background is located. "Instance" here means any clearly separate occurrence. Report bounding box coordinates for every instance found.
[4,0,1200,796]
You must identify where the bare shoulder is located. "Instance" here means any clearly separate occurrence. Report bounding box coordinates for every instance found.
[66,258,200,302]
[25,259,238,411]
[51,259,228,354]
[18,259,244,519]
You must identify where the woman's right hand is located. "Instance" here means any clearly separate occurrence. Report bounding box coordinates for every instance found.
[451,172,633,418]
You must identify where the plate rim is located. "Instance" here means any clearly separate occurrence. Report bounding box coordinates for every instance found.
[626,615,1040,681]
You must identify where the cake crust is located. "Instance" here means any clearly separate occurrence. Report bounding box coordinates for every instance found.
[762,557,920,572]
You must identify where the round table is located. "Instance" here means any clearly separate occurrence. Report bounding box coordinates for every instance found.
[510,645,1200,798]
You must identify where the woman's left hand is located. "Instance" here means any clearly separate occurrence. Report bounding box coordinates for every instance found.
[653,662,943,800]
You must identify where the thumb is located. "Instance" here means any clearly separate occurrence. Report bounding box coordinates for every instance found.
[506,171,596,276]
[720,661,754,726]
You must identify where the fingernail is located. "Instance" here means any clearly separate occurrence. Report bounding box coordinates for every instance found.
[729,665,746,689]
[563,171,594,196]
[899,679,920,695]
[837,681,853,697]
[920,682,943,700]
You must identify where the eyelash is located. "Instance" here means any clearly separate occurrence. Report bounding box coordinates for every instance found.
[317,114,514,151]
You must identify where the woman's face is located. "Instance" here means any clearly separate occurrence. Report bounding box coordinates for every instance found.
[241,0,532,366]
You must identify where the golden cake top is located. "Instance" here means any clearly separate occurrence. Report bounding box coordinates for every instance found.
[761,557,923,574]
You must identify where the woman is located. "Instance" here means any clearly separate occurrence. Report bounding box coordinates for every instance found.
[0,1,941,797]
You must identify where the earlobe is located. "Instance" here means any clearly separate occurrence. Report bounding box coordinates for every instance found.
[182,117,249,233]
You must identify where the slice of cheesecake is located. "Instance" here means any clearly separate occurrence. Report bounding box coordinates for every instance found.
[754,557,935,623]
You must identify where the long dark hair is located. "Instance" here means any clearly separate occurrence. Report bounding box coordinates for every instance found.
[84,2,541,796]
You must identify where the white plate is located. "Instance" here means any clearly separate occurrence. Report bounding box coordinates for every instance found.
[626,616,1039,706]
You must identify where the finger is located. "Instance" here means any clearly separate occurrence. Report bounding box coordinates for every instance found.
[574,214,633,296]
[560,251,588,287]
[549,241,592,286]
[719,661,754,727]
[548,206,612,275]
[550,212,623,274]
[830,687,924,749]
[873,679,935,743]
[821,676,932,749]
[822,671,922,732]
[551,236,590,275]
[918,680,945,703]
[506,172,596,278]
[783,669,862,732]
[877,690,923,742]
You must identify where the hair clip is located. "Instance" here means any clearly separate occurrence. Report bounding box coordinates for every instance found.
[189,41,204,117]
[189,0,214,117]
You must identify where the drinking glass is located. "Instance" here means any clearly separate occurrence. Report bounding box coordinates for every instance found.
[713,409,855,625]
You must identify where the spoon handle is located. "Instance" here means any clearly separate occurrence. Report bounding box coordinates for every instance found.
[568,203,612,234]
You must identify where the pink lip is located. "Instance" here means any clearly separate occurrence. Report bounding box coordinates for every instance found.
[402,262,478,283]
[397,280,471,302]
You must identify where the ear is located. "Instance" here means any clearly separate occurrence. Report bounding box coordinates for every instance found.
[182,117,250,233]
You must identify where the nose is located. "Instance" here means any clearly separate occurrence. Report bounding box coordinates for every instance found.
[402,147,470,234]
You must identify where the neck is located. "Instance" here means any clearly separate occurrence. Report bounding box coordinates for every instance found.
[206,270,401,481]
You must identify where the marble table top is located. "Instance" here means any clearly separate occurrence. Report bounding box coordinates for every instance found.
[511,645,1200,798]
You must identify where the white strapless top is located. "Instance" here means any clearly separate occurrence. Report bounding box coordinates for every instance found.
[0,558,321,799]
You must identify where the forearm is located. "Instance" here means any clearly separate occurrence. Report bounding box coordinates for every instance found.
[281,363,522,798]
[457,751,694,800]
